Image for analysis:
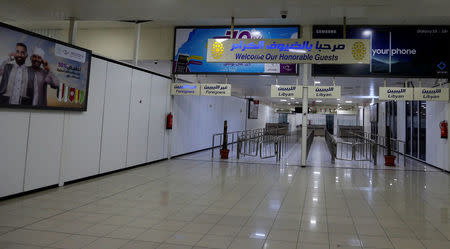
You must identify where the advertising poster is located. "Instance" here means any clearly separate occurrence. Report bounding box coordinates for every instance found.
[173,26,299,74]
[0,23,91,111]
[312,25,449,77]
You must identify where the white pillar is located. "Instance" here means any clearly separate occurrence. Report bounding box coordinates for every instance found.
[68,17,77,44]
[134,23,142,66]
[301,64,309,167]
[448,100,450,171]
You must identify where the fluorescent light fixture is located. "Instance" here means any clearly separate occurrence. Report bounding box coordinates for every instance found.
[288,103,291,105]
[280,99,287,102]
[310,219,317,224]
[254,233,266,237]
[275,84,280,88]
[289,49,307,53]
[290,97,295,100]
[295,102,299,104]
[316,100,322,103]
[345,101,353,103]
[314,81,320,84]
[313,197,318,202]
[337,98,340,101]
[313,171,320,175]
[363,30,372,36]
[288,174,293,177]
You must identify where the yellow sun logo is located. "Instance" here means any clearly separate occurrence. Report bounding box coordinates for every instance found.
[352,41,366,61]
[211,41,224,59]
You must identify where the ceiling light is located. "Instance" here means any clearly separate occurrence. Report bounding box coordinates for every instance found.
[288,103,291,105]
[314,81,320,84]
[337,98,340,101]
[275,84,280,88]
[295,102,299,104]
[345,101,352,103]
[316,100,322,103]
[280,99,287,102]
[290,97,295,100]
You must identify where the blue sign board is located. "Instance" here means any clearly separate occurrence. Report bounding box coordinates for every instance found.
[173,26,299,74]
[312,25,449,77]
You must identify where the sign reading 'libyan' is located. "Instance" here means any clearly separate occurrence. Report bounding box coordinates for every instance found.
[207,39,370,64]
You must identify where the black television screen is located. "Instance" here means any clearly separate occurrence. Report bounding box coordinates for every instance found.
[0,22,92,111]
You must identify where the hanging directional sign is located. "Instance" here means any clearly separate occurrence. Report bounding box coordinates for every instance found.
[270,85,303,98]
[379,87,414,101]
[308,86,341,99]
[200,84,232,96]
[207,39,370,64]
[414,88,449,101]
[170,83,200,96]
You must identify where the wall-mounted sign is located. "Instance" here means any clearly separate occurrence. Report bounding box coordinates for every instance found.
[308,86,341,99]
[207,39,370,64]
[312,25,449,77]
[170,83,200,96]
[248,99,259,119]
[414,88,449,101]
[200,84,231,96]
[173,26,299,75]
[379,87,414,100]
[270,85,303,98]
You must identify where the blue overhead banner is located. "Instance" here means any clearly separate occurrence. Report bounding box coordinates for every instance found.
[173,26,299,74]
[312,25,449,78]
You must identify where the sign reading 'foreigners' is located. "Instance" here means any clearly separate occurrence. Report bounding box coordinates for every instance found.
[170,83,200,96]
[200,84,231,96]
[270,85,303,98]
[207,39,370,64]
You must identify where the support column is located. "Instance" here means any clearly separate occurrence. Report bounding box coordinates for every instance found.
[134,23,142,66]
[448,99,450,172]
[68,17,77,44]
[301,64,309,167]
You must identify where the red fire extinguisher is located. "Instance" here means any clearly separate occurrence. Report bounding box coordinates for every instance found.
[166,113,173,130]
[440,121,448,139]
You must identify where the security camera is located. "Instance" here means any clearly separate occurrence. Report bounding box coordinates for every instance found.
[154,60,158,64]
[281,11,287,19]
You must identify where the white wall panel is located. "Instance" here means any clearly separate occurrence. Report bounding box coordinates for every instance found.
[100,62,132,173]
[24,112,64,191]
[0,111,30,197]
[126,69,151,166]
[426,101,449,171]
[147,75,169,162]
[62,57,107,182]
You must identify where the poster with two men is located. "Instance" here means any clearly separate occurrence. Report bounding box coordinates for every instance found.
[0,22,91,111]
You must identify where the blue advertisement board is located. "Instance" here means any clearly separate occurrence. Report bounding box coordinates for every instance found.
[312,25,449,78]
[173,26,299,74]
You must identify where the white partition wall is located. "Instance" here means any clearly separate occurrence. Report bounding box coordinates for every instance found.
[99,63,133,173]
[147,75,170,162]
[127,69,152,166]
[0,111,30,197]
[24,112,64,191]
[61,58,107,182]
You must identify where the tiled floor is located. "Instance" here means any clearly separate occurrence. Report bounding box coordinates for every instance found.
[0,140,448,248]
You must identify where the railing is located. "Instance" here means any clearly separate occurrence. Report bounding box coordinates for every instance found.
[351,131,407,167]
[211,127,293,159]
[325,130,337,163]
[306,130,315,160]
[237,129,292,161]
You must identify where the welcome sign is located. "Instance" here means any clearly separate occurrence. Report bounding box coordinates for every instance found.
[414,88,449,101]
[207,39,370,64]
[308,86,341,99]
[270,85,303,98]
[379,87,414,100]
